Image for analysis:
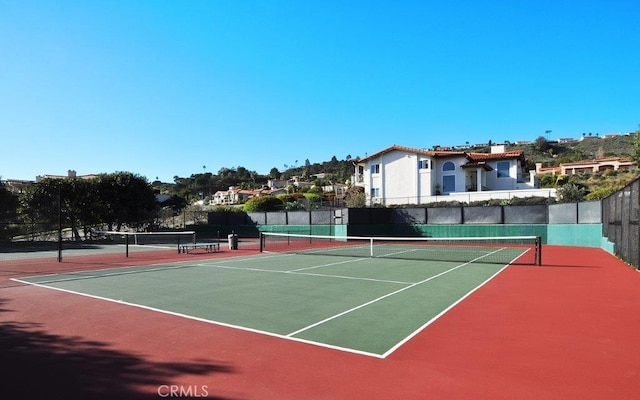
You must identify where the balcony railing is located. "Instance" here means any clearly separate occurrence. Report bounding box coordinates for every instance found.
[352,174,364,184]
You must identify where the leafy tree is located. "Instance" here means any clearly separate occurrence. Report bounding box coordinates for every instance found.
[19,179,56,236]
[96,172,158,231]
[534,136,550,152]
[159,194,188,215]
[73,178,103,238]
[19,178,96,240]
[344,186,366,207]
[237,166,250,180]
[268,167,280,179]
[19,173,159,238]
[0,181,19,240]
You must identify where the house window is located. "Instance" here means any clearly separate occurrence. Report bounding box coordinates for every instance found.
[442,176,455,193]
[443,161,455,171]
[370,187,380,197]
[371,164,380,174]
[418,159,429,170]
[497,161,510,178]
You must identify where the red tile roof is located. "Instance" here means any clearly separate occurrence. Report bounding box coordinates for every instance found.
[466,151,525,161]
[356,144,525,163]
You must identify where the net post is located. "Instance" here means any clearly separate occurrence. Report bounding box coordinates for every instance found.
[125,233,129,258]
[536,236,542,266]
[177,234,181,254]
[369,238,374,257]
[259,232,264,252]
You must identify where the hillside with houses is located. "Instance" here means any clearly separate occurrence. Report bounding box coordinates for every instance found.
[181,132,639,209]
[2,131,639,210]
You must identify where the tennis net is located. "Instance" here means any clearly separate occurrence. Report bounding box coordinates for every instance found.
[93,230,198,256]
[260,232,542,265]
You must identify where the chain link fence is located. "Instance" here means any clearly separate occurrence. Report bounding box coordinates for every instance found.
[602,177,640,269]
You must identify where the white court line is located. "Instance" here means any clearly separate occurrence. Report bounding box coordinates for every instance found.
[10,278,386,359]
[381,263,509,358]
[16,263,203,285]
[14,251,275,283]
[265,243,372,257]
[286,247,508,338]
[200,263,415,285]
[11,246,515,358]
[289,257,370,272]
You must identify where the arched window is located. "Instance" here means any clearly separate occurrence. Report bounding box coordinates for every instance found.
[443,161,455,171]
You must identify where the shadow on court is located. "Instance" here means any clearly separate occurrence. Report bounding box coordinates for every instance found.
[0,299,236,400]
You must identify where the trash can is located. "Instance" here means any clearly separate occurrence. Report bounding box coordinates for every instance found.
[228,233,238,250]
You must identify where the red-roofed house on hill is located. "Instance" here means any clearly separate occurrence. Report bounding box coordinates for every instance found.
[352,144,555,206]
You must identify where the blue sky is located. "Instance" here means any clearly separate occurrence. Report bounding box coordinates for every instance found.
[1,1,638,183]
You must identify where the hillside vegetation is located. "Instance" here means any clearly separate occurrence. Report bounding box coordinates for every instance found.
[507,134,636,167]
[506,134,639,200]
[152,134,639,205]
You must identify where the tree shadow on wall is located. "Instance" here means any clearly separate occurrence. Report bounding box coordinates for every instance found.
[0,300,236,400]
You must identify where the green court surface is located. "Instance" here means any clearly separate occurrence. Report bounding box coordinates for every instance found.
[15,251,511,357]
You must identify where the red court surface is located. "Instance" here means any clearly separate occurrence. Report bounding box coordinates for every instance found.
[1,245,639,399]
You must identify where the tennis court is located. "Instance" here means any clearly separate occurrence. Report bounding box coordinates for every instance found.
[12,238,521,357]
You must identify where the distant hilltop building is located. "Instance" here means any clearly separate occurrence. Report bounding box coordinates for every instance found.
[3,169,98,194]
[36,169,98,182]
[580,133,600,141]
[3,179,32,194]
[536,157,634,176]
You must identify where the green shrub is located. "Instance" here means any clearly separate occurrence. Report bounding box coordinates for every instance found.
[242,196,283,212]
[509,196,550,205]
[585,187,616,201]
[467,199,504,206]
[212,205,244,212]
[276,194,297,203]
[428,201,465,208]
[303,193,322,201]
[283,201,305,211]
[556,183,586,203]
[538,174,557,188]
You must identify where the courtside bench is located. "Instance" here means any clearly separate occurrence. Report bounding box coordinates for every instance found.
[179,242,220,254]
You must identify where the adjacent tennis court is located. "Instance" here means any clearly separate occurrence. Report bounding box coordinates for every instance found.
[12,237,521,357]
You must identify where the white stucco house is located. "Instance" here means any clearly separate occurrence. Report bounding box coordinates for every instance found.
[211,186,287,205]
[352,144,555,206]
